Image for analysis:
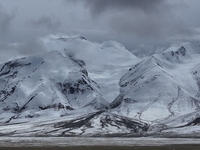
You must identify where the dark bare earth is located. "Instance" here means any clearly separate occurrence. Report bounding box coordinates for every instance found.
[1,146,200,150]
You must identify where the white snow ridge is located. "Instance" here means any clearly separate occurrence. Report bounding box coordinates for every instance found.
[0,35,200,137]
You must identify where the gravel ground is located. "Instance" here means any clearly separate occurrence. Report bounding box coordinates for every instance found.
[1,145,200,150]
[0,137,200,148]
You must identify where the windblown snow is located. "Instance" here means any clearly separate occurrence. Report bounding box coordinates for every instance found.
[0,35,200,137]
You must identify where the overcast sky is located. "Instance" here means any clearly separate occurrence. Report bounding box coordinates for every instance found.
[1,0,200,62]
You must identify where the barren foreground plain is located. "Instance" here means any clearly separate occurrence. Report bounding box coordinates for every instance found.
[0,137,200,149]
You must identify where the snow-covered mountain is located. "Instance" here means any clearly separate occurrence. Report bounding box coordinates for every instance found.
[0,50,111,123]
[109,42,200,136]
[0,35,143,136]
[41,35,140,102]
[0,36,200,137]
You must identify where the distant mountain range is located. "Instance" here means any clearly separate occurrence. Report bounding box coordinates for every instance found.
[0,35,200,137]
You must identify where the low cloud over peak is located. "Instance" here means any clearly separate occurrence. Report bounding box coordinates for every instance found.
[1,0,200,62]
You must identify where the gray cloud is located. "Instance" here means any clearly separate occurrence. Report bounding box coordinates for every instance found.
[131,44,167,57]
[0,43,17,63]
[75,0,197,47]
[0,4,15,34]
[0,0,200,62]
[108,9,183,40]
[0,39,46,63]
[81,0,166,16]
[27,16,61,30]
[16,39,46,56]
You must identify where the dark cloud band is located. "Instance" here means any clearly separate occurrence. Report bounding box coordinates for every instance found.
[81,0,165,15]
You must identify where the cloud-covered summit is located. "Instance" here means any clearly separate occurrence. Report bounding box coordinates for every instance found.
[0,0,200,62]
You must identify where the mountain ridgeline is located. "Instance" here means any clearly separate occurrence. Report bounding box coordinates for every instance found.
[0,36,200,137]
